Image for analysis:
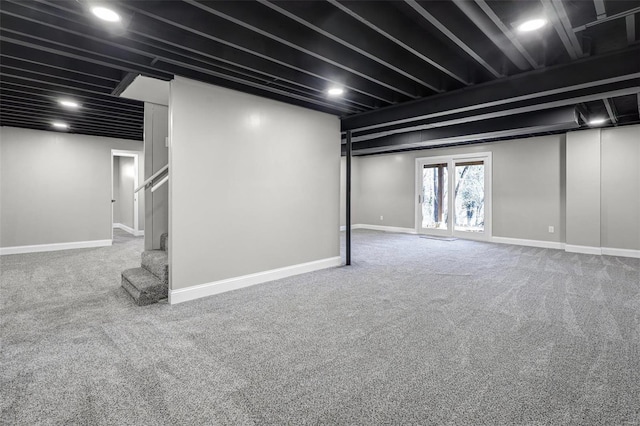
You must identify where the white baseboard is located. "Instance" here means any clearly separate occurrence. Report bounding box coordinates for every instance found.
[491,236,565,250]
[565,244,603,255]
[169,256,343,304]
[602,247,640,258]
[113,223,144,237]
[0,239,112,255]
[351,224,417,234]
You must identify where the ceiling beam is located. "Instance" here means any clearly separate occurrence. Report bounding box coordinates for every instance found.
[593,0,607,19]
[346,107,579,155]
[111,72,138,97]
[627,15,637,45]
[185,0,424,99]
[602,98,618,125]
[257,0,446,93]
[325,0,471,85]
[341,45,640,132]
[452,0,532,70]
[403,0,503,78]
[346,81,637,142]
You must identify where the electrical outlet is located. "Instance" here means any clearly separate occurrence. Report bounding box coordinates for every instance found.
[380,215,384,221]
[548,226,554,233]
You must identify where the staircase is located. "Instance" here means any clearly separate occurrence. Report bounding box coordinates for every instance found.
[121,233,169,306]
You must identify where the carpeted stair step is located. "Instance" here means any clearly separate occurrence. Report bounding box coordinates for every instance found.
[160,233,169,251]
[141,250,168,284]
[121,267,167,306]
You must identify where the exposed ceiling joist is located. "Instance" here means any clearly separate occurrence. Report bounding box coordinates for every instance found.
[452,0,531,71]
[1,0,638,144]
[541,0,582,60]
[627,15,637,45]
[573,7,640,32]
[550,0,584,57]
[403,0,503,78]
[473,0,540,69]
[603,98,618,124]
[258,0,446,93]
[3,2,363,115]
[593,0,607,19]
[184,0,423,100]
[123,2,399,106]
[325,0,471,85]
[35,0,377,112]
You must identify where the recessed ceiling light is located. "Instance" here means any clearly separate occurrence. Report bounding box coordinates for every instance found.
[91,6,121,22]
[589,117,607,126]
[52,122,69,130]
[59,100,80,109]
[517,18,548,32]
[327,87,344,97]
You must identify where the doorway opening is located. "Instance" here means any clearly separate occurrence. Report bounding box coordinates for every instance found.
[416,153,492,241]
[111,150,143,241]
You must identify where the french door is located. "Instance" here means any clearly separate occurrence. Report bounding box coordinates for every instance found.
[416,153,491,241]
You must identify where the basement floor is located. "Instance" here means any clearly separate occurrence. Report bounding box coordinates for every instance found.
[1,230,639,425]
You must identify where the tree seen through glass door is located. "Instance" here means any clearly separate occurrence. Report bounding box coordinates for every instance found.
[454,162,485,232]
[422,164,448,230]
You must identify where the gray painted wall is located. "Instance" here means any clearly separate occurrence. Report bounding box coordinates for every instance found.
[353,135,565,242]
[144,102,169,250]
[170,77,340,290]
[0,126,143,247]
[117,156,135,228]
[601,126,640,250]
[566,129,601,247]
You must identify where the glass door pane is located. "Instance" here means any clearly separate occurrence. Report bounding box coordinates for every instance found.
[422,163,448,230]
[454,161,485,232]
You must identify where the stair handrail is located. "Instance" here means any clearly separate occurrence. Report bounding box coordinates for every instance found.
[151,174,169,193]
[135,164,168,193]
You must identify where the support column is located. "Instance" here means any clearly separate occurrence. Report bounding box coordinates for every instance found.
[346,130,352,266]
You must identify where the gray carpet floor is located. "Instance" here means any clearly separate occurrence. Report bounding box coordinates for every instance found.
[1,230,639,425]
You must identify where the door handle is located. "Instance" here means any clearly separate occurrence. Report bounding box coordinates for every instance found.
[111,199,116,203]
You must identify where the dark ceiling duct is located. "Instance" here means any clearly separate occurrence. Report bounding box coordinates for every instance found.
[342,105,579,155]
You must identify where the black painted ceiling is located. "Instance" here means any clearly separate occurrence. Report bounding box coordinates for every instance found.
[0,0,639,143]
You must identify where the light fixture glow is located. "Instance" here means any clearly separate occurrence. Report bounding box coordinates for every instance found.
[59,100,80,109]
[589,117,607,126]
[91,6,121,22]
[327,87,345,96]
[517,18,547,32]
[52,122,69,130]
